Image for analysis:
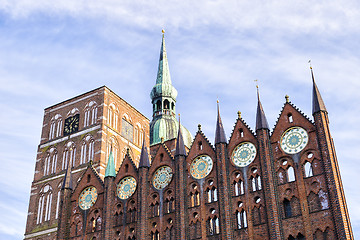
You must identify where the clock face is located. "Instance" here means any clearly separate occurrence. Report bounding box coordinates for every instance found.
[231,142,257,167]
[280,127,308,154]
[117,176,137,200]
[152,166,173,190]
[190,155,213,179]
[79,186,97,210]
[64,114,80,136]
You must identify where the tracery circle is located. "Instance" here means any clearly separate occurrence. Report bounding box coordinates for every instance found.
[117,176,137,200]
[79,186,98,210]
[152,166,173,190]
[190,155,213,179]
[280,127,308,154]
[231,142,257,167]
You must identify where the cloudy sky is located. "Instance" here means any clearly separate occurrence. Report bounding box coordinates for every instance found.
[0,1,359,239]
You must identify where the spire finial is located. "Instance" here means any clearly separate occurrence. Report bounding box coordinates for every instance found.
[237,111,241,119]
[215,100,227,144]
[198,124,201,131]
[175,113,186,156]
[255,81,269,131]
[105,146,116,178]
[285,95,289,103]
[139,133,150,168]
[310,61,327,114]
[308,59,312,69]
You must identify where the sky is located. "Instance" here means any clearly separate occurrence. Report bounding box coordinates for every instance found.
[0,1,359,239]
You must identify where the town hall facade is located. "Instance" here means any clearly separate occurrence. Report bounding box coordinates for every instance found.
[24,33,353,239]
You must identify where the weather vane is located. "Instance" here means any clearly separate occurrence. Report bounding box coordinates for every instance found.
[254,79,259,88]
[308,60,312,69]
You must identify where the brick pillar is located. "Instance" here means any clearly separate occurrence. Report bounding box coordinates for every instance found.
[215,142,233,239]
[103,176,115,239]
[174,154,187,239]
[257,129,283,240]
[314,111,353,239]
[57,188,72,239]
[137,167,149,239]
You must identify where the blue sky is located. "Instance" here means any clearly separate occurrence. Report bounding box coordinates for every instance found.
[0,1,359,239]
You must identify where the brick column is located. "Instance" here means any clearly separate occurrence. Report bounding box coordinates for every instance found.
[314,112,353,239]
[257,129,283,239]
[215,142,233,239]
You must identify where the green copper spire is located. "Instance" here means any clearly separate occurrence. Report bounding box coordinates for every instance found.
[149,31,192,147]
[105,148,116,178]
[150,30,178,102]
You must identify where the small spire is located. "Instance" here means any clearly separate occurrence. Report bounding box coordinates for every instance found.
[311,65,327,114]
[198,124,202,132]
[62,165,73,190]
[175,114,186,156]
[215,100,227,144]
[139,133,150,168]
[256,85,269,131]
[105,146,116,178]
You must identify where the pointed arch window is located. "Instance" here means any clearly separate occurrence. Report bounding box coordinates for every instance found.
[251,175,262,191]
[208,217,220,235]
[62,142,76,170]
[287,166,295,182]
[49,114,63,140]
[207,187,218,203]
[37,185,53,224]
[304,161,313,177]
[80,135,95,165]
[84,101,98,127]
[283,199,292,218]
[234,180,244,196]
[236,210,247,229]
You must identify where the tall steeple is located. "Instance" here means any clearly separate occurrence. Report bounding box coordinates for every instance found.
[311,66,327,114]
[215,100,227,144]
[105,147,116,177]
[256,86,269,130]
[149,30,192,147]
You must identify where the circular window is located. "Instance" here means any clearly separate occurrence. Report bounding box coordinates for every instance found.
[152,166,173,190]
[280,127,308,154]
[190,155,213,179]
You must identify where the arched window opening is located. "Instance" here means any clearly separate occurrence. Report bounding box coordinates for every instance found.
[198,141,203,150]
[287,166,295,182]
[257,176,262,190]
[208,217,220,235]
[236,210,247,229]
[284,199,292,218]
[304,161,313,177]
[151,231,160,240]
[156,100,161,111]
[37,185,53,224]
[171,102,175,110]
[239,129,244,138]
[207,187,218,203]
[164,99,170,109]
[288,113,293,123]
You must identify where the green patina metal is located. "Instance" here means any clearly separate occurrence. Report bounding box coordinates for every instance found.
[105,150,116,177]
[150,32,192,147]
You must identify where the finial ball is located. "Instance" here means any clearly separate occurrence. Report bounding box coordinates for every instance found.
[198,124,202,131]
[237,111,241,119]
[285,95,289,103]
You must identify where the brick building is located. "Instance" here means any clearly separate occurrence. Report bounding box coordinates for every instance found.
[24,33,353,239]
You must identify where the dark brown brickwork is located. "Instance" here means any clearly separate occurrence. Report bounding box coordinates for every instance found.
[24,88,353,240]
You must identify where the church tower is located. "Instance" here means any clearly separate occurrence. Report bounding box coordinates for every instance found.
[149,31,192,149]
